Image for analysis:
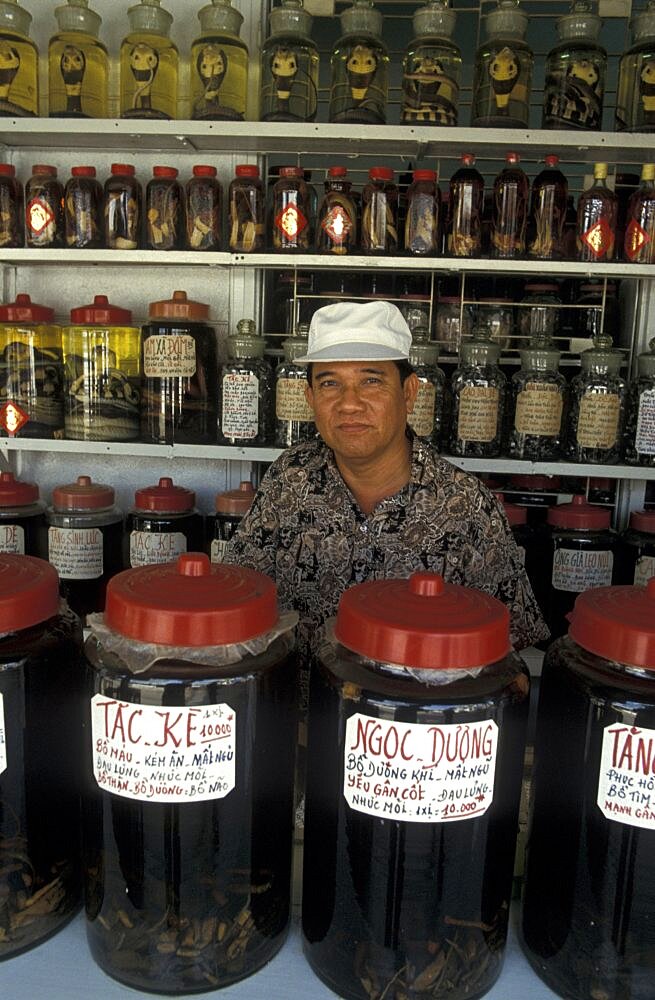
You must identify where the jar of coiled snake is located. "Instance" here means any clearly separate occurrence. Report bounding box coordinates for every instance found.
[124,476,204,569]
[0,554,84,961]
[61,295,141,442]
[82,553,298,993]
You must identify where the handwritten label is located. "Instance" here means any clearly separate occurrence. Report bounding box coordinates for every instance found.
[211,538,228,563]
[343,713,498,823]
[222,372,259,439]
[515,382,563,436]
[48,526,103,580]
[634,555,655,587]
[552,547,613,593]
[636,389,655,455]
[276,378,313,422]
[130,531,187,567]
[408,382,436,437]
[91,695,236,803]
[0,693,5,775]
[0,523,24,554]
[457,386,499,443]
[143,335,197,379]
[577,392,620,449]
[598,723,655,830]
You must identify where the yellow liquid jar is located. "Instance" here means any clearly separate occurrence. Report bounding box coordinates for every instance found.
[0,0,38,117]
[191,0,248,121]
[120,0,177,121]
[49,0,108,118]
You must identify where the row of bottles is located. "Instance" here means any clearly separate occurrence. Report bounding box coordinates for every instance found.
[4,0,655,133]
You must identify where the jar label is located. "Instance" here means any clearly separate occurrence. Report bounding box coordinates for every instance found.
[143,334,197,379]
[625,218,651,261]
[211,538,228,563]
[222,372,259,439]
[515,382,563,437]
[635,554,655,587]
[0,693,5,776]
[551,547,613,592]
[457,386,499,442]
[580,217,614,258]
[408,382,436,437]
[276,378,313,422]
[597,723,655,831]
[91,695,236,803]
[48,525,103,580]
[275,201,307,240]
[321,205,352,245]
[343,713,498,824]
[636,389,655,455]
[26,196,55,237]
[0,523,25,555]
[130,531,187,567]
[577,393,621,449]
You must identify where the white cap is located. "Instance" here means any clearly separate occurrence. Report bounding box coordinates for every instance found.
[295,300,412,363]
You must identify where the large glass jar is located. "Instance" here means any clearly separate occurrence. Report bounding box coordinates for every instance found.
[275,325,314,448]
[517,282,562,347]
[83,554,297,993]
[119,0,177,120]
[471,0,533,127]
[361,165,398,253]
[576,162,618,262]
[25,164,64,248]
[329,0,388,125]
[218,318,273,447]
[303,572,529,1000]
[270,165,313,252]
[624,335,655,465]
[228,163,264,253]
[125,477,204,569]
[447,152,484,256]
[0,555,83,960]
[624,162,655,262]
[617,509,655,586]
[404,168,440,255]
[64,164,103,248]
[521,582,655,1000]
[616,0,655,132]
[542,0,606,130]
[191,0,247,121]
[565,334,627,463]
[48,0,108,119]
[141,290,217,445]
[449,327,506,457]
[408,334,445,445]
[0,293,64,439]
[435,294,473,352]
[570,280,619,352]
[475,296,514,350]
[62,294,141,441]
[0,471,45,556]
[0,0,38,117]
[206,480,255,564]
[316,166,357,254]
[104,162,142,250]
[507,338,567,460]
[260,0,318,123]
[401,0,461,126]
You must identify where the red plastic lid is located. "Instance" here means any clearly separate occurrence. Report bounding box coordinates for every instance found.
[104,553,278,646]
[630,510,655,534]
[509,474,561,492]
[134,477,195,513]
[148,289,209,321]
[192,164,217,177]
[544,154,560,167]
[52,475,115,511]
[31,164,57,176]
[0,471,39,506]
[438,296,462,305]
[523,282,559,292]
[413,169,437,181]
[235,164,259,178]
[153,166,178,178]
[334,572,511,670]
[215,481,256,516]
[71,166,96,177]
[547,495,611,530]
[569,580,655,669]
[0,163,15,177]
[460,153,475,165]
[0,555,60,632]
[369,167,394,181]
[110,163,135,175]
[70,294,133,326]
[506,152,520,164]
[327,166,347,177]
[494,492,528,526]
[279,166,304,177]
[0,293,54,323]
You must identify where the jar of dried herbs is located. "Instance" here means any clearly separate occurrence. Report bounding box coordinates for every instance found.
[228,164,264,253]
[64,164,103,248]
[0,554,84,961]
[218,318,273,446]
[624,335,655,466]
[303,571,529,1000]
[565,334,627,464]
[145,164,185,250]
[271,165,313,251]
[83,554,298,993]
[408,331,445,446]
[449,326,506,457]
[25,164,64,248]
[206,481,256,563]
[275,323,315,447]
[521,581,655,1000]
[104,162,142,250]
[185,163,222,251]
[361,165,398,253]
[507,337,566,460]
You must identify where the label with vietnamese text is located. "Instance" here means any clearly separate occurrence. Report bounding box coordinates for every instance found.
[0,693,5,775]
[597,723,655,830]
[457,386,499,443]
[577,392,620,449]
[0,523,24,554]
[552,547,613,593]
[636,389,655,455]
[48,526,103,580]
[408,382,436,438]
[515,382,563,437]
[343,713,498,823]
[130,531,187,567]
[211,538,228,563]
[222,372,259,439]
[276,378,313,422]
[634,554,655,588]
[91,695,236,803]
[143,334,197,379]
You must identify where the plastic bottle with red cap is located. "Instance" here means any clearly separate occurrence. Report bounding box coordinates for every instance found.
[271,165,314,252]
[228,164,264,253]
[527,155,569,260]
[0,470,46,556]
[521,578,655,1000]
[25,164,65,248]
[448,153,484,257]
[0,162,23,248]
[0,553,83,961]
[491,152,529,258]
[303,571,529,1000]
[83,553,297,993]
[361,166,398,253]
[405,168,440,256]
[316,166,357,254]
[145,165,185,250]
[125,476,203,568]
[206,480,256,563]
[64,165,103,248]
[185,164,222,251]
[104,163,142,250]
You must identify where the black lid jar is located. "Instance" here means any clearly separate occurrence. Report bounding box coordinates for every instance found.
[44,475,124,623]
[207,480,256,563]
[0,470,46,556]
[521,581,655,1000]
[125,476,203,568]
[0,554,83,959]
[303,571,530,1000]
[83,554,297,993]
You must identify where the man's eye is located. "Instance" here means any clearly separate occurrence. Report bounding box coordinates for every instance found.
[317,379,337,389]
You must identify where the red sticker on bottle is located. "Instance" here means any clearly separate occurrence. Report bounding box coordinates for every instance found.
[0,401,28,435]
[581,217,614,258]
[275,202,307,240]
[26,198,55,236]
[322,205,352,244]
[625,218,651,260]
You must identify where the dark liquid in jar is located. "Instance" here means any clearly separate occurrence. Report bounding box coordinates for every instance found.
[40,515,124,622]
[0,507,46,557]
[206,512,243,562]
[547,531,618,641]
[124,511,204,568]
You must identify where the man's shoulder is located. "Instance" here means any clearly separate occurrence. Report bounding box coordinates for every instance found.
[269,436,328,472]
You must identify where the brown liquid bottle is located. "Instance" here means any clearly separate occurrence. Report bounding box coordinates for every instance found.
[448,152,484,257]
[491,150,528,258]
[577,162,618,262]
[527,153,569,260]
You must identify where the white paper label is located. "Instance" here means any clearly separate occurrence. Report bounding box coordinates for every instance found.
[91,695,236,803]
[597,723,655,830]
[222,372,259,439]
[636,389,655,455]
[130,531,187,567]
[48,526,103,580]
[344,714,498,823]
[211,538,228,563]
[551,547,613,593]
[0,693,6,775]
[0,523,24,554]
[143,334,196,378]
[635,555,655,587]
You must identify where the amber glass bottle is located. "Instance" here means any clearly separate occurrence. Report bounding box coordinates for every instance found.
[491,151,528,258]
[527,154,569,260]
[576,162,618,262]
[316,166,357,254]
[447,152,484,256]
[624,162,655,263]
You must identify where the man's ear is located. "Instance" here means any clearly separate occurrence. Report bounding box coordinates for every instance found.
[403,372,420,414]
[305,381,315,411]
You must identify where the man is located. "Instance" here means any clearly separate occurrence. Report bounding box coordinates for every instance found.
[226,300,549,665]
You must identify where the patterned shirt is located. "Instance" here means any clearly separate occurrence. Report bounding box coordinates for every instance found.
[225,435,549,662]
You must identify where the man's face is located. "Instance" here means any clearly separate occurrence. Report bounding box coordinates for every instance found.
[305,360,419,464]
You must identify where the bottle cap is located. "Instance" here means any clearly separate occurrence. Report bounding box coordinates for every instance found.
[0,163,15,177]
[235,164,259,178]
[339,0,384,42]
[460,153,476,166]
[268,0,313,38]
[54,0,102,36]
[0,293,55,324]
[52,475,115,511]
[69,294,133,325]
[110,163,136,175]
[630,510,655,533]
[413,169,437,181]
[153,165,178,179]
[568,579,655,670]
[0,556,60,633]
[71,166,97,177]
[227,318,266,359]
[0,470,39,506]
[31,165,57,177]
[197,0,244,37]
[327,166,348,177]
[544,154,560,167]
[192,164,217,177]
[546,494,611,530]
[369,166,394,181]
[556,0,601,42]
[127,0,173,37]
[0,0,32,36]
[413,0,457,40]
[134,477,196,513]
[506,151,520,164]
[279,166,304,178]
[484,0,528,39]
[148,290,210,321]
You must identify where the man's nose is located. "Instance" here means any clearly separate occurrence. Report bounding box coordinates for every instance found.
[337,384,366,409]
